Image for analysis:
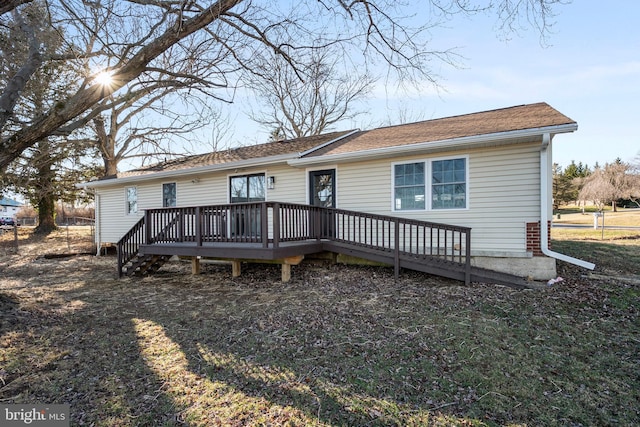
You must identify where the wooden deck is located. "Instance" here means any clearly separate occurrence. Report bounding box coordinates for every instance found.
[118,201,532,287]
[138,240,325,260]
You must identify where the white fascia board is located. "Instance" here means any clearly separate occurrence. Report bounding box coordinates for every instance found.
[288,124,578,167]
[77,152,298,189]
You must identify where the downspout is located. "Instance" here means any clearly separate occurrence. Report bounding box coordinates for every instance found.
[540,133,595,270]
[95,191,101,256]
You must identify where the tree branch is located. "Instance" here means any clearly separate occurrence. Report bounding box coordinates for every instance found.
[0,0,245,171]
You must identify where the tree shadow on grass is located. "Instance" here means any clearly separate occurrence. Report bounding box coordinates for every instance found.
[127,263,465,426]
[2,257,482,426]
[0,288,185,426]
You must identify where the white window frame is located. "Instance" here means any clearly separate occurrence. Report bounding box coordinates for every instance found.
[125,186,138,215]
[392,161,426,211]
[392,155,469,212]
[162,182,177,207]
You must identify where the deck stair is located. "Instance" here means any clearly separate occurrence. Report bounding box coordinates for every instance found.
[116,201,534,288]
[123,254,171,276]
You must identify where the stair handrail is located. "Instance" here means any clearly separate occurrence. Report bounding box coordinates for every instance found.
[116,215,146,277]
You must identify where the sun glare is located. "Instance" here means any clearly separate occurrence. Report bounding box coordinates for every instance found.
[94,70,114,87]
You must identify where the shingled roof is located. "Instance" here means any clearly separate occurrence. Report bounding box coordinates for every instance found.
[114,130,355,179]
[93,102,574,184]
[304,102,576,158]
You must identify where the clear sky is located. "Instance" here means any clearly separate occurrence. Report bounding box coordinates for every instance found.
[222,0,639,170]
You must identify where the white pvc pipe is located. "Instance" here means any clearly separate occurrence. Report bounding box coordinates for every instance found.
[94,192,101,256]
[540,133,595,270]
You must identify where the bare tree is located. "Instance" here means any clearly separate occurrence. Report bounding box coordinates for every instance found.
[1,0,570,171]
[579,160,640,211]
[247,49,375,139]
[208,109,234,152]
[633,151,640,172]
[0,0,243,170]
[90,86,220,176]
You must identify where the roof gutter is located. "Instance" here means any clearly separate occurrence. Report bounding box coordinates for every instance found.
[539,133,595,270]
[288,123,578,167]
[77,152,300,189]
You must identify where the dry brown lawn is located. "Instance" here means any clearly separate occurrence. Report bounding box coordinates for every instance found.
[1,226,638,426]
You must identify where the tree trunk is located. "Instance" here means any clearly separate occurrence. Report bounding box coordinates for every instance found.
[612,200,617,212]
[35,194,56,234]
[33,141,58,234]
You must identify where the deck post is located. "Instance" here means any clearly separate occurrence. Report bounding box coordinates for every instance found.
[272,202,280,248]
[394,220,400,278]
[261,202,269,248]
[191,257,201,275]
[314,208,321,240]
[117,245,123,278]
[231,260,241,277]
[144,210,151,244]
[195,206,202,246]
[281,255,304,282]
[465,230,471,286]
[281,264,291,282]
[179,208,185,241]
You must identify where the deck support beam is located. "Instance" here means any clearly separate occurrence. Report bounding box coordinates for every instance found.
[281,255,304,282]
[191,257,201,275]
[282,264,292,282]
[224,255,305,282]
[231,260,241,277]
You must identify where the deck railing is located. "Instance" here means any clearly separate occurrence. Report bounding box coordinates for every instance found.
[117,216,145,275]
[117,201,471,282]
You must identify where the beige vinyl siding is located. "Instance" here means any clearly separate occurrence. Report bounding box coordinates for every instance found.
[95,164,311,244]
[335,160,391,212]
[98,175,227,243]
[94,141,543,255]
[334,142,542,254]
[97,185,143,244]
[264,165,307,203]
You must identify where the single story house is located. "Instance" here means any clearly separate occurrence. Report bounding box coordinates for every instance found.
[79,102,594,283]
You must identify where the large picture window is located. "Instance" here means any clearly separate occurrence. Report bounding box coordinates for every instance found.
[393,157,467,211]
[125,187,138,214]
[230,173,266,203]
[163,182,177,207]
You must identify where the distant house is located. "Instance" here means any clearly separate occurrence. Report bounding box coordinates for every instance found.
[79,103,594,283]
[0,197,22,219]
